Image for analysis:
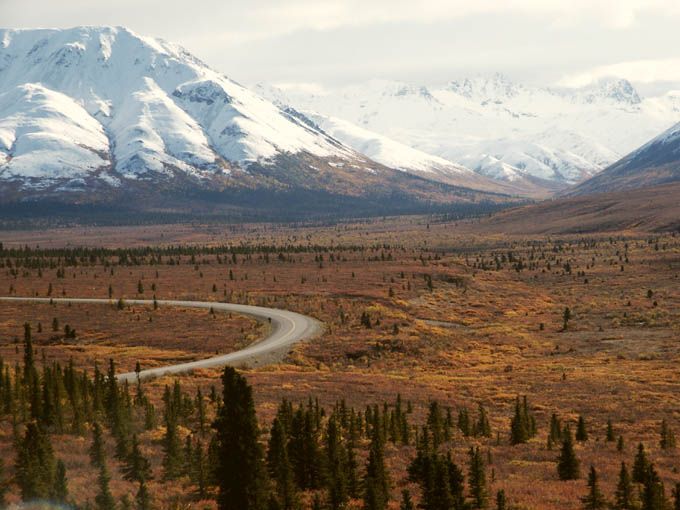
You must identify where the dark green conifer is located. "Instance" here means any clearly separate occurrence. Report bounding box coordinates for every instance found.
[95,463,117,510]
[136,481,152,510]
[496,490,506,510]
[123,434,153,482]
[576,416,588,441]
[615,462,634,509]
[606,419,615,442]
[557,426,579,480]
[632,443,649,484]
[363,425,391,510]
[400,489,415,510]
[580,466,607,509]
[54,459,69,504]
[641,464,667,510]
[90,421,106,468]
[326,415,348,510]
[15,422,57,501]
[468,446,488,509]
[213,367,267,510]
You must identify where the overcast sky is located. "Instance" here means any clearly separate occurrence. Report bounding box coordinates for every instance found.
[4,0,680,93]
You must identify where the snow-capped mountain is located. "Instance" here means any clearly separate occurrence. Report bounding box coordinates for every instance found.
[0,27,522,219]
[0,26,361,190]
[264,74,680,190]
[562,120,680,197]
[252,85,532,195]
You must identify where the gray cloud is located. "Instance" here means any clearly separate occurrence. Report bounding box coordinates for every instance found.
[3,0,680,89]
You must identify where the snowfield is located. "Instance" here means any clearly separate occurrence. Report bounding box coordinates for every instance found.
[262,74,680,187]
[0,26,354,186]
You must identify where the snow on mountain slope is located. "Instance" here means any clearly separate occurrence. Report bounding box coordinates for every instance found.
[268,74,680,189]
[302,111,463,175]
[563,120,680,197]
[0,26,355,188]
[0,83,110,184]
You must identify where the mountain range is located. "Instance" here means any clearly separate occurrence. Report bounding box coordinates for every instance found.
[260,75,680,192]
[1,25,679,225]
[0,26,523,221]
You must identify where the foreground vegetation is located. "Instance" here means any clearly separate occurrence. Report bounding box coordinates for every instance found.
[0,217,678,509]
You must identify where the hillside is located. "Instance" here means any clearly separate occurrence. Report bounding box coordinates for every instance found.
[561,121,680,197]
[473,182,680,234]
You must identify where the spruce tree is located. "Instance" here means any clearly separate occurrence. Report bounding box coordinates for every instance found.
[54,459,69,504]
[95,463,117,510]
[641,464,667,510]
[123,434,153,483]
[363,425,391,510]
[426,401,445,448]
[213,367,267,510]
[606,419,615,442]
[575,416,588,441]
[468,446,488,509]
[325,415,348,510]
[617,435,625,452]
[90,421,106,468]
[615,462,634,510]
[15,422,57,501]
[510,396,535,445]
[474,403,492,438]
[400,489,415,510]
[267,417,299,510]
[557,426,579,480]
[496,490,506,510]
[632,443,649,484]
[580,466,607,509]
[161,408,184,481]
[136,481,152,510]
[660,419,676,450]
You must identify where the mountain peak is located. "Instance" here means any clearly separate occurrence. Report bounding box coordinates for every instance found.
[579,77,641,105]
[446,73,522,102]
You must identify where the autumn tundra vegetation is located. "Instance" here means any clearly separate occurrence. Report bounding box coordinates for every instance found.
[0,217,678,510]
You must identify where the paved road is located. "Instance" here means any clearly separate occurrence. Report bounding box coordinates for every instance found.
[0,297,322,382]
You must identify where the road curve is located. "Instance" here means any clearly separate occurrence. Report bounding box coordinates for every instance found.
[0,297,322,382]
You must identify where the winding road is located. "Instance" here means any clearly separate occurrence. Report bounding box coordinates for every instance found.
[0,297,322,382]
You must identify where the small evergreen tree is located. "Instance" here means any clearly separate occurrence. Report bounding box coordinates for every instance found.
[213,367,267,510]
[660,419,676,450]
[136,481,152,510]
[557,426,579,480]
[400,489,415,510]
[617,435,625,452]
[496,490,506,510]
[632,443,649,484]
[123,434,153,482]
[363,425,391,510]
[510,396,535,445]
[95,463,117,510]
[641,464,667,510]
[54,459,68,504]
[563,307,572,330]
[576,416,588,442]
[580,466,607,509]
[468,446,488,509]
[15,422,57,501]
[615,462,634,510]
[606,419,615,442]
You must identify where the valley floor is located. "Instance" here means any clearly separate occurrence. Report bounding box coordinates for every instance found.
[0,217,678,509]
